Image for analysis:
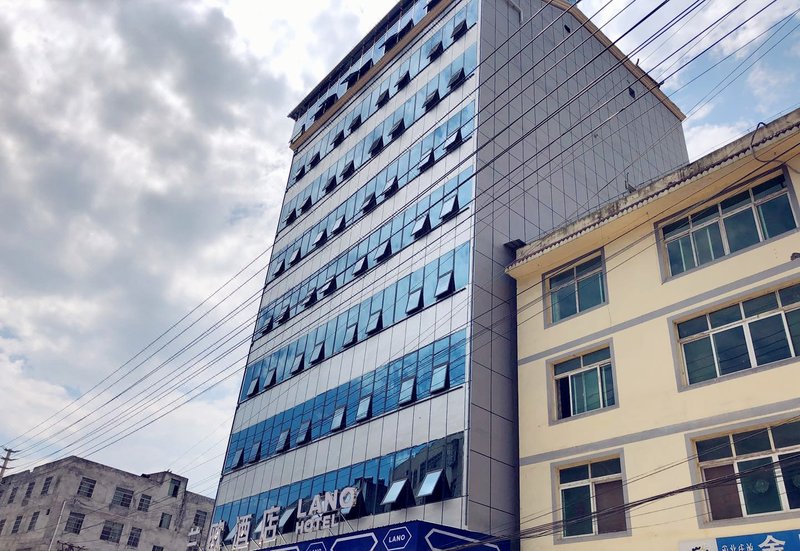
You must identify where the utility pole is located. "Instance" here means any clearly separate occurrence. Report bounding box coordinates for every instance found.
[1,447,18,480]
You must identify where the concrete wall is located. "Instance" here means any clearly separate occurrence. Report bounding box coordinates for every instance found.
[466,0,689,537]
[510,127,800,549]
[0,456,213,551]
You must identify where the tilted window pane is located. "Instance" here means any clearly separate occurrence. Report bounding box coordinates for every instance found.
[561,486,592,537]
[724,209,760,252]
[577,272,604,311]
[738,457,782,515]
[667,236,695,275]
[749,315,791,365]
[758,194,796,239]
[331,407,346,431]
[712,326,751,375]
[663,217,689,239]
[703,464,743,520]
[683,338,717,384]
[417,470,443,498]
[692,223,725,265]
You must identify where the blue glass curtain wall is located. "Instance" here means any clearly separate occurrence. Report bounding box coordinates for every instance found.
[214,432,465,529]
[290,0,478,142]
[226,330,466,473]
[271,101,476,283]
[240,243,470,403]
[288,40,478,192]
[255,168,473,340]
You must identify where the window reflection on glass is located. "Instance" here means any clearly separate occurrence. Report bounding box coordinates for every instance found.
[678,282,800,384]
[549,254,606,323]
[663,175,796,276]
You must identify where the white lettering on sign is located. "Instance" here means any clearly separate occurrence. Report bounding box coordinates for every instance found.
[260,506,281,544]
[294,487,359,536]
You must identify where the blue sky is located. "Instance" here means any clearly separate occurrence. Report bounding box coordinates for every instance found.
[0,0,798,497]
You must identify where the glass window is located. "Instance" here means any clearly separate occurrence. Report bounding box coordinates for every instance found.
[381,479,409,506]
[76,477,96,498]
[277,429,290,452]
[127,527,142,548]
[41,476,53,495]
[111,487,134,508]
[663,175,795,276]
[559,457,625,537]
[435,272,455,298]
[137,494,152,512]
[356,396,372,422]
[296,420,312,445]
[431,363,449,393]
[64,512,85,534]
[697,421,800,520]
[399,377,416,405]
[554,347,614,419]
[549,254,606,323]
[331,406,346,432]
[159,513,172,529]
[678,284,800,384]
[100,520,124,542]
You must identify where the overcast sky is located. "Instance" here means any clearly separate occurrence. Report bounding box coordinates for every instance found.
[0,0,798,498]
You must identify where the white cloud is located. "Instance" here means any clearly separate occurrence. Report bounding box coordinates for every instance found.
[746,61,797,115]
[684,119,752,160]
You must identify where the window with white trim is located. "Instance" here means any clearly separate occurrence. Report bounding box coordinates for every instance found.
[662,175,796,277]
[696,420,800,520]
[558,457,626,538]
[548,253,606,323]
[554,347,615,419]
[678,282,800,385]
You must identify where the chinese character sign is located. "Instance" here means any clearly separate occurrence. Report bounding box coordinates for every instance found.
[681,530,800,551]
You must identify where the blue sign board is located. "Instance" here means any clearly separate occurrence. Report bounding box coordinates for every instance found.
[253,521,509,551]
[680,529,800,551]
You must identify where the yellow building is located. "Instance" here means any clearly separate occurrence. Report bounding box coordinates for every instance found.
[507,108,800,551]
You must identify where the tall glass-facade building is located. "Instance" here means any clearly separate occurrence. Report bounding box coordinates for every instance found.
[211,0,688,549]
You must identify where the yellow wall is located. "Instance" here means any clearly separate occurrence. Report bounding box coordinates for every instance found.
[512,152,800,550]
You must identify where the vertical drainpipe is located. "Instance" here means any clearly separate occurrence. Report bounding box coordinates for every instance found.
[47,499,68,551]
